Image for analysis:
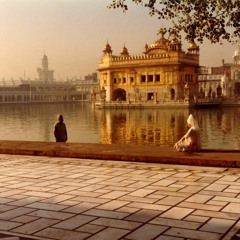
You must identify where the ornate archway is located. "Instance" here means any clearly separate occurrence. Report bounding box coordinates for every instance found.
[112,88,126,101]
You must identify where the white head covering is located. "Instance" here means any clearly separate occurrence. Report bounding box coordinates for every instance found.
[187,114,201,150]
[187,114,199,130]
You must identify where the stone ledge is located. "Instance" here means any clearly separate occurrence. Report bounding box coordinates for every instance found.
[0,140,239,168]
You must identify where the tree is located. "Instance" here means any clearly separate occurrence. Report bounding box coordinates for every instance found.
[108,0,240,44]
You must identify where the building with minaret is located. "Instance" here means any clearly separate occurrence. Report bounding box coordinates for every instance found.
[37,54,54,83]
[98,29,200,103]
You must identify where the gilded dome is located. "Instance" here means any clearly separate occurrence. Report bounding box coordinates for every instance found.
[120,45,129,56]
[150,36,169,49]
[170,37,180,45]
[148,28,169,50]
[188,41,199,53]
[103,42,113,54]
[188,41,199,50]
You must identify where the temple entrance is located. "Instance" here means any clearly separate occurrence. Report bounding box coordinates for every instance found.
[170,88,175,100]
[147,92,154,101]
[112,88,126,101]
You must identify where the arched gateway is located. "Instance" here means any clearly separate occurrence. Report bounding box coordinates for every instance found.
[113,88,126,101]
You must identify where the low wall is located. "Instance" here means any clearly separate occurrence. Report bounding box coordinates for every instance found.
[0,140,239,168]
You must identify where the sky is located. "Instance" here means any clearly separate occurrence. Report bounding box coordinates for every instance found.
[0,0,238,81]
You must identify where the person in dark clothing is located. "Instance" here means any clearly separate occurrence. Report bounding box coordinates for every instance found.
[54,114,68,142]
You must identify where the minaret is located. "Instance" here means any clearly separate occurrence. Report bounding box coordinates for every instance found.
[42,54,49,71]
[37,54,54,83]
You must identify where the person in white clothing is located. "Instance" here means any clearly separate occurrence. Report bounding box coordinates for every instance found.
[174,114,201,152]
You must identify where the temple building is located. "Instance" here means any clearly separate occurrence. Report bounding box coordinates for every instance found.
[98,30,200,103]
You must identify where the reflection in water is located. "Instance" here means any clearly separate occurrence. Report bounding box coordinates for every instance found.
[99,106,240,149]
[0,103,100,143]
[0,103,239,149]
[99,108,189,147]
[197,107,240,149]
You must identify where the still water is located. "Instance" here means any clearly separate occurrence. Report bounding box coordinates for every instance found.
[0,102,239,150]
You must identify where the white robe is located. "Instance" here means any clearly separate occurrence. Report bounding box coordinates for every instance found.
[175,127,201,151]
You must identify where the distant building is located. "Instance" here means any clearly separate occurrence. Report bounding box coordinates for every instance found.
[37,54,54,83]
[0,55,98,103]
[197,67,223,99]
[198,45,240,99]
[98,29,200,103]
[84,72,98,82]
[75,72,100,101]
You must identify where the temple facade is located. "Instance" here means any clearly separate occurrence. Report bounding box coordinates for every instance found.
[98,30,200,103]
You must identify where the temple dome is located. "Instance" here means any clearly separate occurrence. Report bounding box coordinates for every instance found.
[150,36,169,49]
[120,45,129,56]
[188,41,199,53]
[168,37,182,51]
[144,31,170,54]
[146,28,170,51]
[170,37,180,45]
[188,42,199,50]
[103,42,113,55]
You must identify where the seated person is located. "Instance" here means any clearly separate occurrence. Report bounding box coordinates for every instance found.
[54,114,68,142]
[174,114,201,152]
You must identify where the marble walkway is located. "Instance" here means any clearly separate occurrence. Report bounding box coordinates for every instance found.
[0,154,239,240]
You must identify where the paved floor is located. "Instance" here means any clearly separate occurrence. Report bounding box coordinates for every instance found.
[0,154,239,240]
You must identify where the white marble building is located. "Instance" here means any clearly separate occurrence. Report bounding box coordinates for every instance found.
[198,46,240,99]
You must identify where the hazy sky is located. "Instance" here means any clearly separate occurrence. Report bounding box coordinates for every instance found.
[0,0,238,80]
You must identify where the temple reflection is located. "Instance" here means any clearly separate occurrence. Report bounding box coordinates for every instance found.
[0,103,239,149]
[99,108,190,146]
[98,107,240,149]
